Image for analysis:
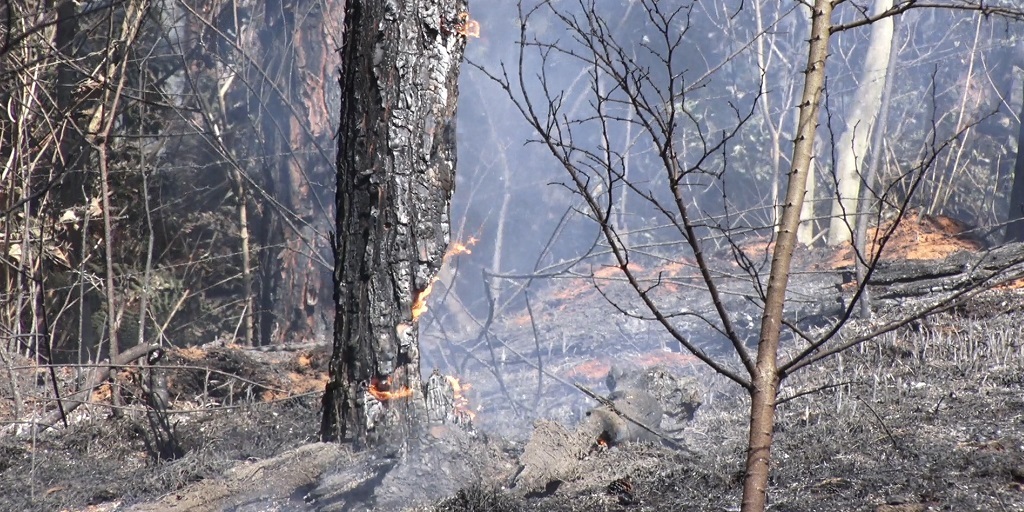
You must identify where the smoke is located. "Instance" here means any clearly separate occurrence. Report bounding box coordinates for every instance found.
[419,0,1024,440]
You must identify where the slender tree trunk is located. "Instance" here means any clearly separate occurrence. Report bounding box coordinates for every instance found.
[321,0,467,444]
[1006,77,1024,243]
[742,1,833,510]
[855,20,900,318]
[53,0,89,208]
[827,0,894,246]
[94,0,152,359]
[231,169,255,347]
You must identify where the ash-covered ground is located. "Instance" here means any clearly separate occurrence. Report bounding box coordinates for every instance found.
[2,220,1024,511]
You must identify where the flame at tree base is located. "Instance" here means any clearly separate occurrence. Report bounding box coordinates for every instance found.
[367,372,477,427]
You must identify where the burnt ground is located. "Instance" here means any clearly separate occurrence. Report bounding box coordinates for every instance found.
[2,214,1024,511]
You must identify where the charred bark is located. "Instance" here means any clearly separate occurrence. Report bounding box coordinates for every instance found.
[863,243,1024,299]
[253,0,341,347]
[1006,77,1024,243]
[321,0,467,444]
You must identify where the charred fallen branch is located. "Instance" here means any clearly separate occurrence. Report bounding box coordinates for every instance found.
[16,343,160,435]
[862,243,1024,299]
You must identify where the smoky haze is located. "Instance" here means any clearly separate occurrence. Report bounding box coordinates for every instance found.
[3,0,1019,435]
[418,0,1024,437]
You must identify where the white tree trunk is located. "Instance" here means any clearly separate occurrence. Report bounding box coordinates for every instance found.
[798,119,818,245]
[827,0,895,246]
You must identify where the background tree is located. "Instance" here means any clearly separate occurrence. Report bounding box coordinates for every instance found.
[1005,65,1024,243]
[0,0,347,441]
[827,0,895,246]
[171,0,342,347]
[0,0,342,362]
[320,0,468,444]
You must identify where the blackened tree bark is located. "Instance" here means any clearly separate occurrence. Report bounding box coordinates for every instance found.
[1006,77,1024,243]
[321,0,467,444]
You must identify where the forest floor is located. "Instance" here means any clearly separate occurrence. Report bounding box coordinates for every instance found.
[2,212,1024,511]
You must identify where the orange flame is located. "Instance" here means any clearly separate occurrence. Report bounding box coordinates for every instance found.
[448,236,477,257]
[368,376,413,401]
[411,236,478,321]
[455,12,480,38]
[449,240,473,256]
[445,375,476,420]
[412,280,435,321]
[566,359,611,380]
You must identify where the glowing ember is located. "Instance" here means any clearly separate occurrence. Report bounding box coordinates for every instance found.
[445,375,476,420]
[448,235,478,258]
[635,350,699,368]
[567,359,612,380]
[449,241,473,256]
[368,376,413,401]
[455,12,480,38]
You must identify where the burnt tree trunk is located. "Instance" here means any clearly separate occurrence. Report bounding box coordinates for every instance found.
[321,0,467,444]
[1006,76,1024,243]
[253,0,342,347]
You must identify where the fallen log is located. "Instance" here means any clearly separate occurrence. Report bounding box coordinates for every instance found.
[865,243,1024,299]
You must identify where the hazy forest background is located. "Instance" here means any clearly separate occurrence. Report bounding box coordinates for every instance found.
[2,0,1024,463]
[6,0,1024,511]
[2,0,1022,369]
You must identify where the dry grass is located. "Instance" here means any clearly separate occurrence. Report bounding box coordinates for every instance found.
[3,292,1024,511]
[449,291,1024,511]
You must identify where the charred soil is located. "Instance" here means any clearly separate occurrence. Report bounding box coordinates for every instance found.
[2,296,1023,511]
[3,216,1024,511]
